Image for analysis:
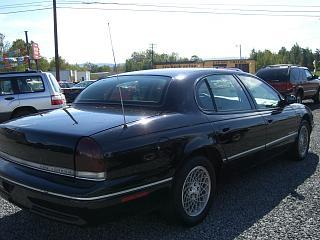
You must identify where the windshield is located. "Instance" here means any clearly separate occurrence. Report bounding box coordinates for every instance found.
[256,68,289,82]
[75,75,171,106]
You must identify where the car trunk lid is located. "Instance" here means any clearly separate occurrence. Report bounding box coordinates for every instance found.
[0,105,159,177]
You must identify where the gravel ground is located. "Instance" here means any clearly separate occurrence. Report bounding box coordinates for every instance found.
[0,104,319,240]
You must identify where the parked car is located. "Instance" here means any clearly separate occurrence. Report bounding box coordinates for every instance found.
[0,70,66,123]
[59,81,75,88]
[62,80,96,103]
[256,64,320,103]
[0,68,313,226]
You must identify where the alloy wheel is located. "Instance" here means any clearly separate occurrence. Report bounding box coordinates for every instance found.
[181,166,211,217]
[298,125,309,158]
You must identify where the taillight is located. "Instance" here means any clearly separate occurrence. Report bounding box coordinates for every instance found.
[51,94,65,105]
[286,82,294,91]
[75,137,106,180]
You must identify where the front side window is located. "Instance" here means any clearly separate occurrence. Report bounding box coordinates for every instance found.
[304,69,313,80]
[76,75,170,105]
[0,79,14,95]
[206,75,252,111]
[17,76,44,93]
[238,75,280,109]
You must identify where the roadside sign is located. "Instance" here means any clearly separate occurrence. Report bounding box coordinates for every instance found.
[32,43,40,60]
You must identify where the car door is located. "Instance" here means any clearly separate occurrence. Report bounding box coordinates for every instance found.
[0,77,19,122]
[237,75,299,156]
[301,68,318,98]
[196,74,267,164]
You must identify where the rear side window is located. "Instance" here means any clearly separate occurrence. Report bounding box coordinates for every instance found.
[206,75,252,112]
[196,80,214,110]
[17,76,44,93]
[256,68,289,82]
[0,78,14,95]
[290,68,300,83]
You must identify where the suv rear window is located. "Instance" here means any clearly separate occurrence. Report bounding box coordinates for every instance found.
[76,75,170,106]
[256,68,289,82]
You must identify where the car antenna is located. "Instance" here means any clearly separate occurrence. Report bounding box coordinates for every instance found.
[107,22,127,129]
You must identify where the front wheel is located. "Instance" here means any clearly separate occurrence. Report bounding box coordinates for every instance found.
[291,120,310,161]
[313,89,320,104]
[296,92,303,104]
[171,156,216,226]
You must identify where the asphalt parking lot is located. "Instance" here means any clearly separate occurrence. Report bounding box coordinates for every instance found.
[0,103,319,240]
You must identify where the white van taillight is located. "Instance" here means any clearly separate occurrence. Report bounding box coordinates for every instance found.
[51,94,65,105]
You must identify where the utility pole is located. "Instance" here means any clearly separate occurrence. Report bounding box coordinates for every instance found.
[150,43,156,69]
[24,31,31,69]
[53,0,60,81]
[236,44,242,70]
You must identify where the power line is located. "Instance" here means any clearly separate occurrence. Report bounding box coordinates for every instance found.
[56,6,320,18]
[1,4,320,18]
[54,2,320,13]
[0,7,52,14]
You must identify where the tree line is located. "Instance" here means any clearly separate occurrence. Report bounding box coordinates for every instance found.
[250,44,320,71]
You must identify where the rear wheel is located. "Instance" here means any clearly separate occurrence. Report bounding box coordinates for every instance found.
[291,120,310,161]
[171,156,216,227]
[11,108,36,119]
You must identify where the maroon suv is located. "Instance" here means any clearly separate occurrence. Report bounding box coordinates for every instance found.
[256,65,320,103]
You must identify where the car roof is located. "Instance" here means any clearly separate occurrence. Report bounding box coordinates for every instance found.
[117,68,247,81]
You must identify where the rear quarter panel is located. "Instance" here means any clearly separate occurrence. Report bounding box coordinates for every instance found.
[91,112,225,184]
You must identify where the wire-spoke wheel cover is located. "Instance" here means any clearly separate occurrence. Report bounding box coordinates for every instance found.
[181,166,211,217]
[298,125,309,158]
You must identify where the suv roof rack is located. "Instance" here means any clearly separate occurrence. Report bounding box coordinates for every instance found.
[0,69,42,75]
[262,64,301,69]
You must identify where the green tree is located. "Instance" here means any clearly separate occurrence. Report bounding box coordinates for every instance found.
[49,57,70,70]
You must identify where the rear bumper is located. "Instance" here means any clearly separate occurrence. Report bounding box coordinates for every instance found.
[0,157,172,225]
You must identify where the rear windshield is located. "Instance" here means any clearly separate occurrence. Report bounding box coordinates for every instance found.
[75,75,171,106]
[256,68,289,82]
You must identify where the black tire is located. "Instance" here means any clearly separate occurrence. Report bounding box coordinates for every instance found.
[296,91,303,104]
[11,108,36,119]
[171,156,216,227]
[313,89,320,104]
[291,120,310,161]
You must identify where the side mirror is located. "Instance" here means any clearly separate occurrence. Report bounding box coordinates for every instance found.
[278,95,296,107]
[286,95,297,104]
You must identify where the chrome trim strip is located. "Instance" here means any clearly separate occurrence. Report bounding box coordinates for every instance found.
[0,175,173,201]
[266,132,298,148]
[0,151,106,182]
[227,132,298,161]
[228,145,265,160]
[303,90,317,93]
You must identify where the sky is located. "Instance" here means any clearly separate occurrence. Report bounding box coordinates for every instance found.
[1,0,320,64]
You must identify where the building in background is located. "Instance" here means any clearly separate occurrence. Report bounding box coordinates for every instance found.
[50,70,90,82]
[155,59,256,74]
